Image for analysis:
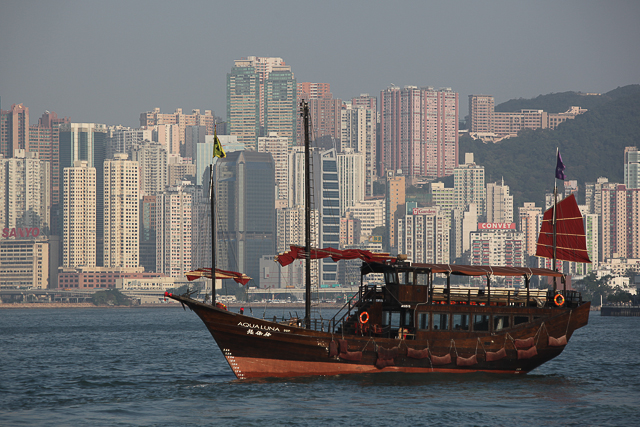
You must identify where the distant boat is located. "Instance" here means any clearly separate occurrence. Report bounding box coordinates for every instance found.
[167,112,590,380]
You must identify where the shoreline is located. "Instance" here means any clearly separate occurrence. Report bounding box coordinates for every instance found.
[0,302,343,310]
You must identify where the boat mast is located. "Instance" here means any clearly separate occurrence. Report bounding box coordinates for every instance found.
[210,162,216,305]
[552,148,558,293]
[302,101,311,329]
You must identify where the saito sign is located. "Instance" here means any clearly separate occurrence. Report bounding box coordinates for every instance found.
[477,223,516,230]
[1,227,41,239]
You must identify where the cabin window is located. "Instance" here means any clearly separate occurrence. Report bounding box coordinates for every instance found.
[401,271,413,285]
[453,314,469,331]
[390,312,401,329]
[404,311,413,328]
[493,315,510,331]
[473,314,489,332]
[418,313,429,330]
[433,313,449,330]
[416,273,429,286]
[385,271,397,285]
[514,316,529,326]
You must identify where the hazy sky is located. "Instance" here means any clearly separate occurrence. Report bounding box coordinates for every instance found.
[1,1,639,127]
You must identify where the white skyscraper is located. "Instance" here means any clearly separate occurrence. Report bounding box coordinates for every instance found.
[454,153,485,215]
[398,206,450,264]
[519,202,542,257]
[337,149,365,216]
[341,104,376,196]
[0,149,50,231]
[103,153,139,268]
[258,133,289,202]
[156,186,192,277]
[130,141,168,196]
[486,179,513,223]
[63,161,96,267]
[624,146,640,189]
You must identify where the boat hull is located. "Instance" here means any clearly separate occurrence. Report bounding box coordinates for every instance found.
[170,296,590,380]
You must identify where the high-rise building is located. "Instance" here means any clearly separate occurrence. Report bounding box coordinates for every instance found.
[0,103,29,157]
[585,177,614,215]
[341,104,376,196]
[518,202,542,257]
[29,111,70,212]
[227,64,261,148]
[140,195,157,272]
[263,66,297,146]
[63,161,96,267]
[167,156,196,187]
[59,122,108,262]
[276,206,319,255]
[470,229,525,286]
[601,184,640,261]
[155,186,192,277]
[214,151,275,284]
[296,83,341,143]
[624,146,640,189]
[106,126,153,160]
[227,56,290,149]
[398,205,450,264]
[340,216,361,248]
[337,149,365,216]
[424,88,459,178]
[486,179,513,223]
[386,171,405,250]
[344,198,385,243]
[139,108,214,148]
[258,133,289,202]
[450,204,478,261]
[468,95,494,133]
[103,153,139,268]
[130,141,168,196]
[313,148,340,284]
[380,86,458,178]
[454,153,486,215]
[0,149,50,231]
[183,125,206,160]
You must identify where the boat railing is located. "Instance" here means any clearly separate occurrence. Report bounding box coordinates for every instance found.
[328,285,377,334]
[431,285,548,306]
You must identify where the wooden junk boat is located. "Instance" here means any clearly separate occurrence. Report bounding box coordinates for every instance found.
[167,103,591,379]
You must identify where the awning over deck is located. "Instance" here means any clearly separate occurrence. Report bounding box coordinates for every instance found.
[394,264,564,278]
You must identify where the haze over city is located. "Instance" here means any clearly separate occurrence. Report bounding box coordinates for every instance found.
[1,0,639,125]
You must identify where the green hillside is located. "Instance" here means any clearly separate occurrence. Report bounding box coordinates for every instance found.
[460,85,640,209]
[494,85,640,113]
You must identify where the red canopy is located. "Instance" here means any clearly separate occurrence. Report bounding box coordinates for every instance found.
[275,245,396,267]
[535,194,591,263]
[186,268,252,286]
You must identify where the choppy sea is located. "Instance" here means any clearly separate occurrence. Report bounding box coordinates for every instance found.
[1,306,638,426]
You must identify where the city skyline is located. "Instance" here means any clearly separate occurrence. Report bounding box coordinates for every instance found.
[1,1,639,127]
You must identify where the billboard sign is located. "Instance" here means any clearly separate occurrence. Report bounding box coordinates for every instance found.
[477,223,516,230]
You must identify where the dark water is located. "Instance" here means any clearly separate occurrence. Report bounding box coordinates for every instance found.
[1,307,639,427]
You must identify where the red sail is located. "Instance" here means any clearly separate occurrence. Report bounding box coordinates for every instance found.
[275,245,396,267]
[186,268,252,286]
[535,194,591,263]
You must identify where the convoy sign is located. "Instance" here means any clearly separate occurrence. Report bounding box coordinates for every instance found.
[477,223,516,230]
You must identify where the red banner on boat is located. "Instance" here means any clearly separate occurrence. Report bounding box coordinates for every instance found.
[535,194,591,264]
[186,268,252,286]
[275,245,396,267]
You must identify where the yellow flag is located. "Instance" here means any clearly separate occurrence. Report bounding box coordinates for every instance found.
[213,126,226,158]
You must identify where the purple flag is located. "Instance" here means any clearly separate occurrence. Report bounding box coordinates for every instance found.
[555,150,565,180]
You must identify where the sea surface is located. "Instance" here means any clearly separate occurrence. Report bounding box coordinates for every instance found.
[1,306,639,427]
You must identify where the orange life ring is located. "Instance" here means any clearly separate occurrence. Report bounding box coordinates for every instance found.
[359,311,369,324]
[554,293,565,307]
